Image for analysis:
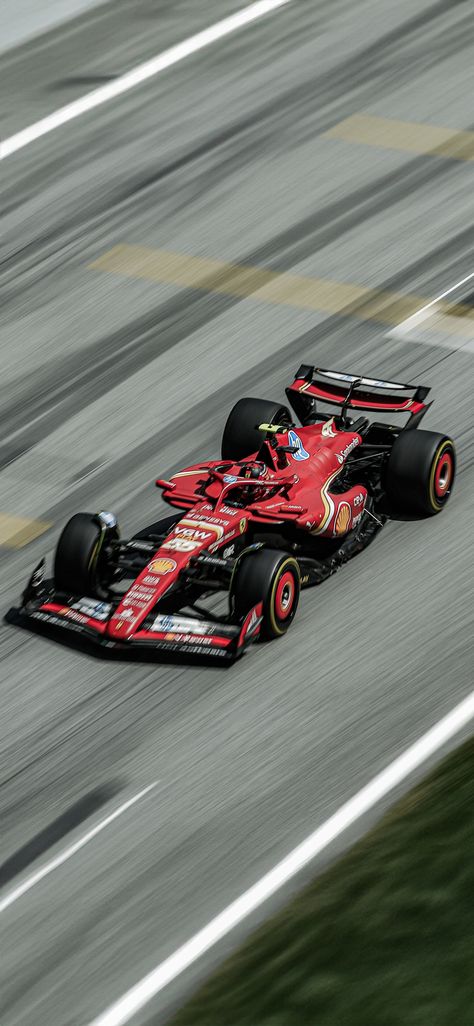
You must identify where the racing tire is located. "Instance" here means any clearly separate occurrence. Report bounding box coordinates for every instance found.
[221,397,292,461]
[54,512,117,598]
[230,548,300,640]
[385,431,456,516]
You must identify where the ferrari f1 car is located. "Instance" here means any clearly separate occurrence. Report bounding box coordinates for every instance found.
[10,366,456,661]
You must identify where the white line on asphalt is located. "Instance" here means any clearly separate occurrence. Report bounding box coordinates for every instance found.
[0,782,157,913]
[88,690,474,1026]
[388,270,474,351]
[0,0,292,160]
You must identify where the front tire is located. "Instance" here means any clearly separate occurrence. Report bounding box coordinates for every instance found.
[221,397,291,461]
[230,548,300,640]
[54,512,118,598]
[386,431,456,516]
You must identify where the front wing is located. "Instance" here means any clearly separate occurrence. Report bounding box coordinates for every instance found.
[7,592,263,662]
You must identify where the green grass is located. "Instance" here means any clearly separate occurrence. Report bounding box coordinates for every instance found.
[172,736,474,1026]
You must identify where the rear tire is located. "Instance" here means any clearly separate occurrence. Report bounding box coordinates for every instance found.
[54,512,117,598]
[386,431,456,516]
[221,397,291,461]
[230,548,300,640]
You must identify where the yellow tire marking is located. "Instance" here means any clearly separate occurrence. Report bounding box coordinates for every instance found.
[0,513,51,549]
[324,114,474,163]
[428,440,454,512]
[269,557,300,637]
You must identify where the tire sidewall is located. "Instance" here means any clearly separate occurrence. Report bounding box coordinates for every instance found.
[266,556,301,637]
[54,513,114,597]
[386,431,456,517]
[230,548,300,640]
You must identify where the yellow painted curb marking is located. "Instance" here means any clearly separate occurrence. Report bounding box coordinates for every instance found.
[0,512,51,549]
[89,245,474,339]
[324,113,474,163]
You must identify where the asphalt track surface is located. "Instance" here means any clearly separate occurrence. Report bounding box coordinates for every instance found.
[1,1,473,1023]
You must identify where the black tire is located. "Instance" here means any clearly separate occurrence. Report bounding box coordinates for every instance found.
[54,512,116,598]
[386,431,456,516]
[230,548,300,640]
[221,397,291,461]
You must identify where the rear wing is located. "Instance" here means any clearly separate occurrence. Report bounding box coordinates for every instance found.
[286,364,431,423]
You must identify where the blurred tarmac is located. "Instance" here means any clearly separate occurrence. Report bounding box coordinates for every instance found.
[0,0,109,54]
[0,1,473,1023]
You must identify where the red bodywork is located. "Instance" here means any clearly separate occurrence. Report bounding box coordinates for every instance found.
[29,420,370,657]
[21,365,430,660]
[108,419,368,636]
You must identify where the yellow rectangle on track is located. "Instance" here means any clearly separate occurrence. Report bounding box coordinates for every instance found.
[324,114,474,162]
[90,245,474,339]
[0,512,51,549]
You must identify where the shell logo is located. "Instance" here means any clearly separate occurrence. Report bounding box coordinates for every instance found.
[149,557,177,575]
[334,502,351,536]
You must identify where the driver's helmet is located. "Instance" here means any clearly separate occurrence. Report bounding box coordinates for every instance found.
[238,461,269,501]
[239,461,268,481]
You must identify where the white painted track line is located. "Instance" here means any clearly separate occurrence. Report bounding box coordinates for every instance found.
[388,270,474,350]
[0,0,292,160]
[88,691,474,1026]
[0,782,157,913]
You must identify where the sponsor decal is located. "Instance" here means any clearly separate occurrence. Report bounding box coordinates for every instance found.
[222,544,235,559]
[334,502,352,535]
[71,599,112,621]
[245,607,259,637]
[122,597,148,609]
[71,599,111,619]
[151,614,217,636]
[352,511,363,528]
[336,437,360,464]
[163,632,212,646]
[149,557,177,575]
[223,474,239,483]
[112,607,135,621]
[163,537,200,552]
[179,519,224,541]
[239,518,247,534]
[220,505,241,517]
[353,492,364,506]
[188,513,231,527]
[142,574,161,586]
[321,417,337,438]
[60,607,89,625]
[288,429,310,461]
[126,586,154,601]
[175,526,212,540]
[238,602,263,644]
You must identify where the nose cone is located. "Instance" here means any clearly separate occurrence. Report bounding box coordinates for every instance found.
[106,555,180,640]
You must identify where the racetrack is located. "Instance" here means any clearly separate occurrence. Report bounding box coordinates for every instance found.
[1,1,473,1023]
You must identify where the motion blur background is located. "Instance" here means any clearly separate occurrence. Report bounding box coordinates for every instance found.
[1,1,473,1024]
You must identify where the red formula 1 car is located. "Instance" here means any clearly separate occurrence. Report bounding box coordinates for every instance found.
[9,366,456,661]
